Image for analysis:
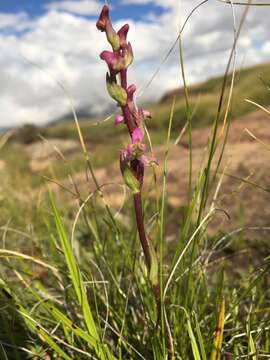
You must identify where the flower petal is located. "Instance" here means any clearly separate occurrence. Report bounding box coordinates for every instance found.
[117,24,129,47]
[115,114,124,125]
[131,127,143,143]
[127,84,136,100]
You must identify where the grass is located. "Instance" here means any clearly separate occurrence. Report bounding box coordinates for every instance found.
[0,7,270,360]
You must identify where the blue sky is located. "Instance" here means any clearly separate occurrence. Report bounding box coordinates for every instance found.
[0,0,269,127]
[0,0,167,22]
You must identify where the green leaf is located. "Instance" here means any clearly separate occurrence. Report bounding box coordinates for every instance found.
[194,314,207,360]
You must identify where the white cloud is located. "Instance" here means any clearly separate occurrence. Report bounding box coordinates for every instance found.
[0,12,29,30]
[45,0,102,16]
[121,0,176,7]
[0,1,269,127]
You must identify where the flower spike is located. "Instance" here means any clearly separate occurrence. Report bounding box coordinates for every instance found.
[97,5,160,307]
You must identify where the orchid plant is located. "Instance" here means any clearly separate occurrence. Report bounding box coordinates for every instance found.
[96,5,160,305]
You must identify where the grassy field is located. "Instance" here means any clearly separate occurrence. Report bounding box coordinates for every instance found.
[0,54,270,359]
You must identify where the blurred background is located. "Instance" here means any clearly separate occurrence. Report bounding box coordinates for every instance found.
[0,0,270,128]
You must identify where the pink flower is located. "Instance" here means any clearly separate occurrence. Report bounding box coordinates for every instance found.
[115,114,124,125]
[100,51,125,74]
[131,127,143,143]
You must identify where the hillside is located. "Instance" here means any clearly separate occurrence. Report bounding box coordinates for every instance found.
[43,61,270,143]
[1,106,269,242]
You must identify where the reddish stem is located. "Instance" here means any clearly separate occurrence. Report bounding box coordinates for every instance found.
[120,65,160,305]
[120,68,127,88]
[133,192,151,270]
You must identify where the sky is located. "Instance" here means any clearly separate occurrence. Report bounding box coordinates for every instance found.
[0,0,269,127]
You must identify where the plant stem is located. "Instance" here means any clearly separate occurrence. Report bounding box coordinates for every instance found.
[120,66,160,306]
[133,192,151,269]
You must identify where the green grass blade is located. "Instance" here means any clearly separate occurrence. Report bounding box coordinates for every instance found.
[194,314,207,360]
[49,191,112,359]
[187,318,202,360]
[45,304,97,347]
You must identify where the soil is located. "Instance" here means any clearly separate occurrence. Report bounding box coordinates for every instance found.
[35,109,270,239]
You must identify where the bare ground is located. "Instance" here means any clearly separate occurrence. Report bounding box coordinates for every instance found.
[31,109,270,238]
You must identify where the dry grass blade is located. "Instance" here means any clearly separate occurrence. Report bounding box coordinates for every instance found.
[163,208,215,300]
[245,99,270,115]
[244,128,270,151]
[210,298,225,360]
[0,249,62,282]
[222,171,270,193]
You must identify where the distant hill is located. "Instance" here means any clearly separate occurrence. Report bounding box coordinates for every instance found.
[43,61,270,143]
[151,61,270,129]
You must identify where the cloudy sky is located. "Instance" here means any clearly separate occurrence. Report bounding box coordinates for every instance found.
[0,0,269,127]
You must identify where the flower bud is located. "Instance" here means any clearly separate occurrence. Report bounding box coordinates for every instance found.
[105,21,120,51]
[127,84,136,100]
[117,24,129,47]
[96,5,109,31]
[106,73,127,106]
[120,154,140,194]
[123,42,133,68]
